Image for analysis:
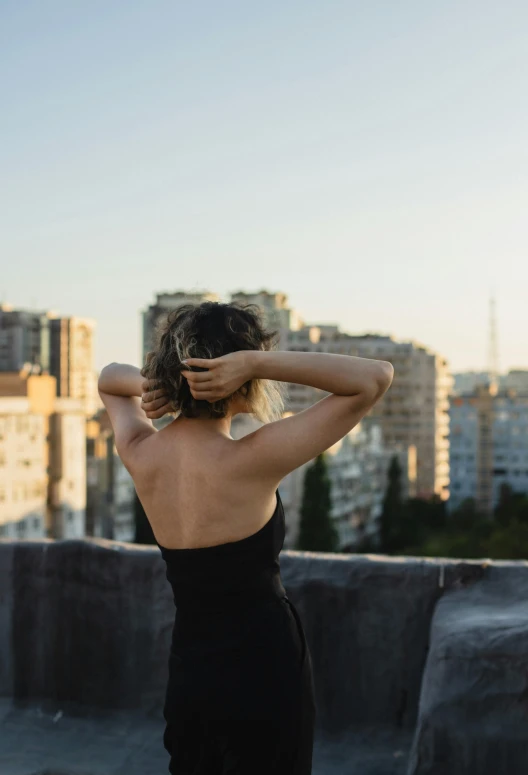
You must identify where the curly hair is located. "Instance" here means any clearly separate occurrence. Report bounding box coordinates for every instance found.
[140,301,287,422]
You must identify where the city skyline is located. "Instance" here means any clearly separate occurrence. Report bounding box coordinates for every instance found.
[0,290,523,377]
[2,2,527,373]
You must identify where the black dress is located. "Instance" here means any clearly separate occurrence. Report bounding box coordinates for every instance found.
[156,488,316,774]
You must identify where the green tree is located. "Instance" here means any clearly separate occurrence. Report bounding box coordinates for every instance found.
[495,483,515,526]
[485,519,528,559]
[379,455,406,553]
[495,483,528,527]
[133,490,156,545]
[296,453,339,552]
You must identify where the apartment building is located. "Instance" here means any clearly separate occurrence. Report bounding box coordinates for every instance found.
[0,303,99,417]
[503,370,528,394]
[142,289,305,366]
[86,408,136,541]
[453,369,528,397]
[142,290,221,363]
[49,315,99,416]
[0,368,86,539]
[450,383,528,514]
[230,289,304,335]
[284,327,452,500]
[0,303,51,372]
[0,401,47,539]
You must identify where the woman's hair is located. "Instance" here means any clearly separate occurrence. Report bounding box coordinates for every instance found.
[140,301,286,423]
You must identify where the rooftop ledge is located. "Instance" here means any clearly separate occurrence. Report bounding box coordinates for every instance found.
[1,539,528,775]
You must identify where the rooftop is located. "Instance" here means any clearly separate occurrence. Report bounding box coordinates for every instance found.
[1,539,527,774]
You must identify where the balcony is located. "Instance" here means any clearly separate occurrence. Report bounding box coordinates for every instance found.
[1,540,528,774]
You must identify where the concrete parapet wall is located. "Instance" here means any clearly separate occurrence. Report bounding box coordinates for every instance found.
[1,539,527,773]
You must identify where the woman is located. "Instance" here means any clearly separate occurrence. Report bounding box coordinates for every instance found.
[97,300,394,774]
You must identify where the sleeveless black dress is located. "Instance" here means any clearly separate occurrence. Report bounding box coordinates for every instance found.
[156,488,316,774]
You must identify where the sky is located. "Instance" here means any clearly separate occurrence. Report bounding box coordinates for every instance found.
[1,1,527,374]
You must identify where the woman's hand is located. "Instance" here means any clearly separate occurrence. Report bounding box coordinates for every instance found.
[141,379,174,419]
[181,351,255,403]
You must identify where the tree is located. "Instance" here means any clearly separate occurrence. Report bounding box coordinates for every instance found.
[296,453,339,552]
[495,483,528,527]
[495,482,515,526]
[379,455,405,553]
[133,490,156,545]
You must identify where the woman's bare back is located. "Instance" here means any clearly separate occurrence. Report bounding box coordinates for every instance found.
[129,419,280,550]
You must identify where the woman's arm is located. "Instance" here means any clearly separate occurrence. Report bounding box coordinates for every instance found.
[182,350,393,403]
[250,350,393,397]
[98,362,144,397]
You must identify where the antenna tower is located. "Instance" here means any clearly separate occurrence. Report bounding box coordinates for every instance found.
[488,296,499,388]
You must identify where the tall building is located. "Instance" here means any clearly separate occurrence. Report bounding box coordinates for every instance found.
[229,290,304,336]
[86,409,137,541]
[450,384,528,514]
[0,304,98,418]
[141,290,221,364]
[86,411,114,538]
[0,303,51,373]
[503,370,528,395]
[0,368,86,539]
[284,327,452,500]
[0,398,47,539]
[453,370,528,397]
[49,315,99,416]
[142,289,305,367]
[453,371,491,396]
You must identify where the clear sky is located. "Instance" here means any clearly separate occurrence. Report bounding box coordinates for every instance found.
[1,1,526,374]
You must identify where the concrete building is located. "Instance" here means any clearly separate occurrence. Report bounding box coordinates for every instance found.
[0,368,86,539]
[86,413,114,538]
[450,384,528,514]
[86,409,136,541]
[49,315,99,417]
[453,371,491,396]
[0,304,99,417]
[142,288,305,366]
[503,370,528,395]
[284,326,452,501]
[229,289,304,335]
[142,290,221,363]
[0,303,51,373]
[453,369,528,397]
[0,401,47,539]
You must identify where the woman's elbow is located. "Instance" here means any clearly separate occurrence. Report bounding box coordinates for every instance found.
[363,361,394,403]
[375,361,394,395]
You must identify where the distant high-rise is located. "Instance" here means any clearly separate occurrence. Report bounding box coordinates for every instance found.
[141,290,221,365]
[141,289,304,367]
[49,315,98,416]
[449,383,528,514]
[0,303,51,373]
[453,370,528,397]
[452,371,491,396]
[229,290,304,337]
[0,369,86,539]
[283,326,452,500]
[502,370,528,395]
[0,304,98,417]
